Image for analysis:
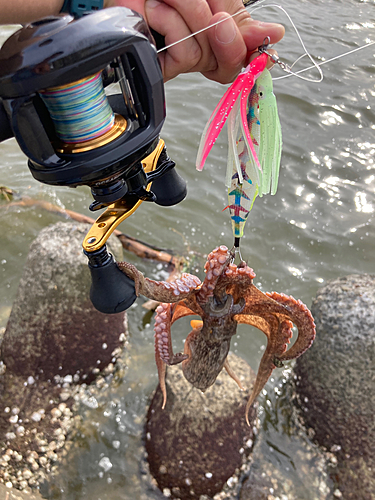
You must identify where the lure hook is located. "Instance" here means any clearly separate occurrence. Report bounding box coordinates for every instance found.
[258,36,292,73]
[258,36,271,53]
[230,241,244,264]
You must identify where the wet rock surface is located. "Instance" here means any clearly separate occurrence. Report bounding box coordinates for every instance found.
[1,221,125,380]
[239,461,273,500]
[145,353,258,500]
[0,221,128,493]
[0,483,44,499]
[239,416,336,500]
[294,274,375,499]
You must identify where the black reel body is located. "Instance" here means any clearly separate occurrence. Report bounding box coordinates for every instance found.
[0,7,188,313]
[0,7,186,209]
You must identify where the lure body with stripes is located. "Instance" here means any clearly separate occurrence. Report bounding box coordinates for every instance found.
[196,53,282,243]
[226,68,282,238]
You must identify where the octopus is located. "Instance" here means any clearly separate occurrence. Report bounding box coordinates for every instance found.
[119,245,316,423]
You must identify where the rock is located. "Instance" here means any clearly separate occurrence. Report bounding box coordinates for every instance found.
[240,423,334,500]
[294,274,375,499]
[145,353,258,500]
[1,221,126,380]
[0,483,44,499]
[239,462,273,500]
[0,221,128,492]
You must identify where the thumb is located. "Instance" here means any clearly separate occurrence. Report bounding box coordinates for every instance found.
[204,13,247,84]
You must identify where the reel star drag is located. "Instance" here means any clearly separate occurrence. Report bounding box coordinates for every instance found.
[0,7,187,313]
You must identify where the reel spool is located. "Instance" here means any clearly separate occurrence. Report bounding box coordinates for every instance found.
[0,7,187,313]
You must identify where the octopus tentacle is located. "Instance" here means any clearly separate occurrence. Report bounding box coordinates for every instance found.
[154,303,169,409]
[245,349,274,425]
[154,303,189,408]
[244,319,293,425]
[235,313,273,336]
[266,292,316,362]
[240,286,290,316]
[197,245,232,303]
[237,292,313,424]
[117,262,143,295]
[223,262,256,282]
[224,359,245,391]
[118,261,201,302]
[171,303,200,323]
[272,319,294,358]
[214,262,256,299]
[154,304,187,366]
[141,244,315,424]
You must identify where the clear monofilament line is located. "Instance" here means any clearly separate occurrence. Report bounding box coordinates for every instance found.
[157,1,373,83]
[250,3,323,82]
[40,73,115,143]
[157,0,269,54]
[273,40,375,80]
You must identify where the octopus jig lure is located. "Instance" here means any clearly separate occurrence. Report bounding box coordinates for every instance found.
[160,3,372,257]
[196,40,283,253]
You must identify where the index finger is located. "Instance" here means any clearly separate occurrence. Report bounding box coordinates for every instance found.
[208,0,285,53]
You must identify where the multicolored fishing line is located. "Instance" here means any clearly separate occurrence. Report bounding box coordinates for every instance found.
[40,73,114,143]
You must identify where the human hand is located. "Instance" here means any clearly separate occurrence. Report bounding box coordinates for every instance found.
[105,0,284,83]
[144,0,284,83]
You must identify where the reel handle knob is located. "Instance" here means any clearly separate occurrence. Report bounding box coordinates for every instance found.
[152,166,187,207]
[84,245,137,313]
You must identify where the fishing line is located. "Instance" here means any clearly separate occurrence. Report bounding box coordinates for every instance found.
[156,0,321,81]
[40,72,129,154]
[156,0,269,54]
[40,72,115,143]
[250,3,323,82]
[273,40,375,80]
[156,1,373,83]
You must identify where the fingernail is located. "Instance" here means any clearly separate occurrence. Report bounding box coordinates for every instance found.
[251,19,284,29]
[215,16,236,45]
[146,0,161,9]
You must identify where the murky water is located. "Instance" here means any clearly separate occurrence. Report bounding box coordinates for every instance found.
[0,0,374,498]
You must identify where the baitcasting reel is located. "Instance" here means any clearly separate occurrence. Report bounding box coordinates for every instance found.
[0,7,187,313]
